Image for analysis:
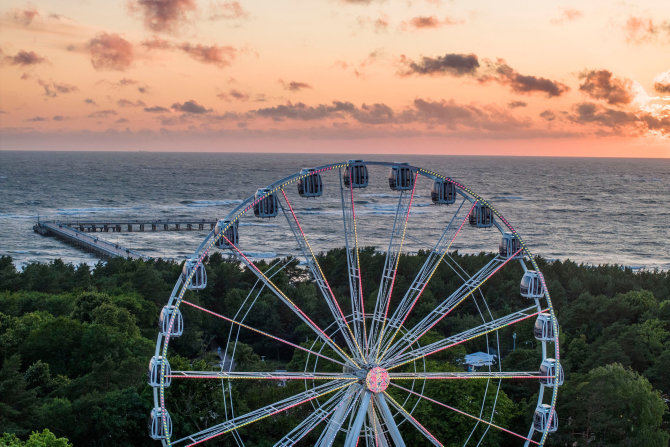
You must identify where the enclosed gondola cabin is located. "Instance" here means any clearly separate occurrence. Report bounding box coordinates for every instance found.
[159,306,183,337]
[343,160,368,188]
[297,168,323,197]
[431,179,457,204]
[520,270,544,299]
[182,258,206,290]
[499,232,521,258]
[254,188,278,218]
[148,356,171,387]
[149,407,172,440]
[539,358,564,387]
[533,404,558,433]
[215,219,238,248]
[388,163,415,191]
[469,203,494,228]
[534,313,557,341]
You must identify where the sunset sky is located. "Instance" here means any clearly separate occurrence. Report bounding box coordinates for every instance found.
[0,0,669,157]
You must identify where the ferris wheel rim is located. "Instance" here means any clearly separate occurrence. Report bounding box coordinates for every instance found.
[152,160,561,447]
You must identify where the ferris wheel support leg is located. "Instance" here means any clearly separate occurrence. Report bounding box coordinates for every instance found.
[375,394,406,447]
[344,390,373,447]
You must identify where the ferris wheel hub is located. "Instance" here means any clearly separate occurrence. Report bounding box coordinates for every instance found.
[365,366,390,393]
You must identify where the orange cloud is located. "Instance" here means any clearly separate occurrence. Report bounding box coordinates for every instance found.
[88,33,134,71]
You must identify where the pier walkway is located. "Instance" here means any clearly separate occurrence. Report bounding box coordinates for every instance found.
[33,219,215,260]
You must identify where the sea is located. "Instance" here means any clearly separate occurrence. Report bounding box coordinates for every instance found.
[0,151,668,271]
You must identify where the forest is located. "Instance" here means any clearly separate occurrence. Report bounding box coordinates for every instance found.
[0,250,668,446]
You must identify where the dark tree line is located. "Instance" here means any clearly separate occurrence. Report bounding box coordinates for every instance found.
[0,253,667,446]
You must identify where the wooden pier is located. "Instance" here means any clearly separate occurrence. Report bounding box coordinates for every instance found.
[33,219,216,260]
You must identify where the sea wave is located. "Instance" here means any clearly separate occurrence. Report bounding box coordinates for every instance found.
[179,199,243,207]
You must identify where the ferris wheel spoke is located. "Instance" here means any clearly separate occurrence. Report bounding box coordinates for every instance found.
[339,167,368,355]
[381,250,522,363]
[168,371,357,380]
[385,305,544,370]
[376,198,476,360]
[274,387,349,447]
[382,392,443,447]
[173,379,355,446]
[369,172,419,362]
[278,189,364,360]
[181,300,347,368]
[389,371,548,380]
[316,385,363,447]
[390,382,539,445]
[221,234,359,368]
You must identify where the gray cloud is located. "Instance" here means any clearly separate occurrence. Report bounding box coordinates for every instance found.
[508,101,527,108]
[540,110,556,121]
[403,53,479,76]
[118,99,146,107]
[145,106,170,113]
[490,63,569,97]
[282,80,312,91]
[254,101,355,121]
[579,69,632,105]
[217,89,250,101]
[88,109,118,118]
[5,50,46,66]
[171,100,211,114]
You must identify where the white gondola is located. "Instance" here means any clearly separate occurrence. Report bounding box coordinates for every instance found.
[181,258,206,290]
[343,160,368,188]
[254,188,278,218]
[159,306,183,337]
[534,313,557,341]
[469,203,494,228]
[499,232,521,258]
[533,404,558,433]
[214,219,238,248]
[298,168,323,197]
[388,163,415,191]
[149,407,173,440]
[148,356,171,387]
[539,358,564,387]
[520,270,544,299]
[431,179,456,204]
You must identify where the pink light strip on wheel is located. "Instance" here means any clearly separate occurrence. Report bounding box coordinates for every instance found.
[390,308,547,370]
[383,392,444,447]
[386,247,524,364]
[280,188,364,360]
[186,383,352,446]
[378,200,477,360]
[166,375,351,380]
[391,383,539,445]
[390,375,553,380]
[375,171,419,362]
[349,171,368,354]
[221,234,357,366]
[181,300,346,367]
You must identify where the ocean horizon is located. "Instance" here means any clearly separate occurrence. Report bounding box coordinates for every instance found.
[1,150,668,271]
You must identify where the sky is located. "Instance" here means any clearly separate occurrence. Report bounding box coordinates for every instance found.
[0,0,669,157]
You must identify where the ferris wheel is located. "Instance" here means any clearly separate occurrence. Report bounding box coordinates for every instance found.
[148,160,562,446]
